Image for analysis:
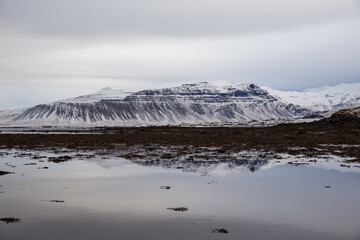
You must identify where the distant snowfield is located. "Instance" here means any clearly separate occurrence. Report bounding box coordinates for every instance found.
[0,81,359,127]
[263,82,360,112]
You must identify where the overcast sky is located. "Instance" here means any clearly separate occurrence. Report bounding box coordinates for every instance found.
[0,0,360,108]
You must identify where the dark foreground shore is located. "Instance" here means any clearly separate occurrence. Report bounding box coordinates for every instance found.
[0,121,359,161]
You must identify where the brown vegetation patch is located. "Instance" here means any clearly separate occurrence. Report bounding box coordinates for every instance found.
[0,121,359,161]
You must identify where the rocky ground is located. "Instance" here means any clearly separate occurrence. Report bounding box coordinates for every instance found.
[0,118,359,162]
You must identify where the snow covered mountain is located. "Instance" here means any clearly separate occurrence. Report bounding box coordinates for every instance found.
[59,87,132,103]
[0,81,359,126]
[264,82,360,113]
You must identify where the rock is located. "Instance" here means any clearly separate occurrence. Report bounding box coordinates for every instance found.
[167,207,188,212]
[212,228,229,234]
[0,218,21,224]
[48,155,73,163]
[0,170,14,176]
[49,200,65,203]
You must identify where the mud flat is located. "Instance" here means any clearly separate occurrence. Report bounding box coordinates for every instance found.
[0,121,359,162]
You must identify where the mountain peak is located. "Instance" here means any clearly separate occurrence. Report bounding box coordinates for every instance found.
[179,81,256,90]
[210,79,235,87]
[210,80,256,89]
[56,87,131,104]
[95,87,116,94]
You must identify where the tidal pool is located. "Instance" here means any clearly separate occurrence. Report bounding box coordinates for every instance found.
[0,151,359,240]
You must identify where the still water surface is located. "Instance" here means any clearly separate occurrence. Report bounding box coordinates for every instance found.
[1,152,359,240]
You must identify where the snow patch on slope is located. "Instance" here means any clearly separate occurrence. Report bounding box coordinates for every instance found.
[210,79,250,90]
[0,108,27,125]
[263,82,360,112]
[58,87,133,103]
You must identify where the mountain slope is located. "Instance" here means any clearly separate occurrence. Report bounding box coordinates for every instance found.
[328,106,360,122]
[264,82,360,112]
[57,87,133,103]
[1,81,359,126]
[0,108,27,125]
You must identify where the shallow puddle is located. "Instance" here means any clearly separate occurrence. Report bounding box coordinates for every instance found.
[0,151,359,240]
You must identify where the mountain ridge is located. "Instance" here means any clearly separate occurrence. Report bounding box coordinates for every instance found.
[1,81,359,127]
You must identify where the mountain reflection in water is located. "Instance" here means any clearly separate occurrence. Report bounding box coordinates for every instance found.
[0,151,360,240]
[130,159,270,174]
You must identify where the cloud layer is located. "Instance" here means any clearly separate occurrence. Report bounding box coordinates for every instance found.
[0,0,359,108]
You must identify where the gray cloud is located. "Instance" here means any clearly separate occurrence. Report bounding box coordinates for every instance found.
[1,0,359,38]
[0,0,359,108]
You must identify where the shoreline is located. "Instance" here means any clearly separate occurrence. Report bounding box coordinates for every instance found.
[0,121,359,162]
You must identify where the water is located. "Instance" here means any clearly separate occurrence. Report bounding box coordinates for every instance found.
[1,151,360,240]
